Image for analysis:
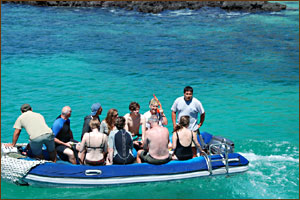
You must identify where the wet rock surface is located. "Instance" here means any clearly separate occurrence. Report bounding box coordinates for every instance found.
[2,1,287,13]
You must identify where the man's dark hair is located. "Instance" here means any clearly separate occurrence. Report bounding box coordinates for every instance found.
[20,104,32,113]
[184,86,193,93]
[115,116,126,130]
[129,102,140,111]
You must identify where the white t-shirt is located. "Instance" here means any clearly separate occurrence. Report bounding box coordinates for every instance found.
[13,111,52,140]
[171,96,205,131]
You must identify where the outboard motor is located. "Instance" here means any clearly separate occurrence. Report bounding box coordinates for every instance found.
[198,132,234,155]
[209,136,234,154]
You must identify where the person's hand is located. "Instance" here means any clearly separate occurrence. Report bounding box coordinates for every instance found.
[159,108,164,114]
[4,143,14,147]
[173,125,177,132]
[134,141,143,147]
[139,141,144,148]
[168,142,173,149]
[200,150,206,156]
[198,123,203,129]
[65,142,72,148]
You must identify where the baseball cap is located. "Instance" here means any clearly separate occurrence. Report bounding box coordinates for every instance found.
[91,103,101,116]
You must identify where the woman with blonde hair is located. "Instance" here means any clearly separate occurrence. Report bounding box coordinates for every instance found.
[100,108,118,135]
[172,116,204,160]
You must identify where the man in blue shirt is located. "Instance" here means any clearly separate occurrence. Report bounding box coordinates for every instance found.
[52,106,77,164]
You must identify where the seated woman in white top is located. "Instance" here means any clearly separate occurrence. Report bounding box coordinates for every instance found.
[100,108,118,135]
[80,119,108,165]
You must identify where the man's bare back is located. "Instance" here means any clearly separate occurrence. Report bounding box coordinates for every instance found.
[145,126,170,160]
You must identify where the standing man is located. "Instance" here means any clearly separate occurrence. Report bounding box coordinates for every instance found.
[136,115,171,165]
[52,106,78,164]
[171,86,205,155]
[143,98,168,131]
[124,102,146,149]
[81,102,102,140]
[5,104,56,162]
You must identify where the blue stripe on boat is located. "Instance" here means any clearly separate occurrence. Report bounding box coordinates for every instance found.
[28,153,248,179]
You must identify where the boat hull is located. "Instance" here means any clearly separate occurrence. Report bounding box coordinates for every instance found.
[23,153,249,187]
[24,166,248,187]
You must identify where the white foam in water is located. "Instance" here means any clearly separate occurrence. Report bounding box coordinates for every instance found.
[224,12,250,18]
[240,152,299,198]
[241,152,299,163]
[168,10,194,16]
[226,12,245,16]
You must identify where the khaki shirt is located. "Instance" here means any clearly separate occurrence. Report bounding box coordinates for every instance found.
[13,111,52,140]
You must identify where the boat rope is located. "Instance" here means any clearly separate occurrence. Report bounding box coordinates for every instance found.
[1,154,48,185]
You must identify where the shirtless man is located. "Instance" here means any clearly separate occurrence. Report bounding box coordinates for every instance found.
[136,115,171,165]
[124,102,146,149]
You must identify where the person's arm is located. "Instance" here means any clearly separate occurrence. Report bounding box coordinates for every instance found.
[106,148,113,165]
[171,111,177,131]
[143,137,150,151]
[99,121,106,133]
[81,118,90,140]
[79,136,86,153]
[5,129,22,147]
[141,115,146,142]
[124,114,129,131]
[172,131,177,150]
[192,131,204,155]
[103,135,108,154]
[78,136,86,164]
[54,138,72,148]
[69,130,74,140]
[159,109,168,126]
[106,134,114,165]
[7,117,23,147]
[143,131,149,151]
[52,120,72,148]
[197,112,205,129]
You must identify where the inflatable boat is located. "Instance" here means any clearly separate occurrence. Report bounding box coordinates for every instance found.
[1,132,249,187]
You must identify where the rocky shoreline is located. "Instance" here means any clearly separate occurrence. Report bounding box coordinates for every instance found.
[3,1,287,14]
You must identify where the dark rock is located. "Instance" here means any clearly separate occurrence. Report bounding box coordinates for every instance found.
[221,1,286,12]
[262,2,286,12]
[2,1,287,13]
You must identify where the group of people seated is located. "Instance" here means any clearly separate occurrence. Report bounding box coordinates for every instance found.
[7,86,206,166]
[52,97,205,166]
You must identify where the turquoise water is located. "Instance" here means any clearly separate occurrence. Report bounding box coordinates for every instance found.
[1,1,299,199]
